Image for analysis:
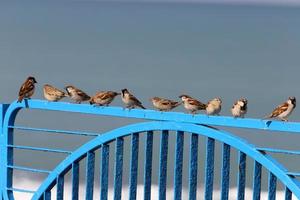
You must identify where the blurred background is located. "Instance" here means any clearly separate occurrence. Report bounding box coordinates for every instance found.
[1,0,300,199]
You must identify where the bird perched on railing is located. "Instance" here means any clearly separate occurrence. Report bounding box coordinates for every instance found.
[43,84,68,102]
[264,96,296,121]
[179,94,206,114]
[89,91,120,106]
[121,88,145,109]
[65,85,90,104]
[150,97,181,111]
[17,76,37,103]
[206,97,222,115]
[231,98,248,118]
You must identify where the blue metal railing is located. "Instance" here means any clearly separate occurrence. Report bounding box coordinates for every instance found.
[1,99,300,199]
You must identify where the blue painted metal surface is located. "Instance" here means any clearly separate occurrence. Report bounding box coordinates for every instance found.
[1,99,300,200]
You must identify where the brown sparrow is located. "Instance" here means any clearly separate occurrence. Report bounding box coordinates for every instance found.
[179,94,206,114]
[150,97,181,111]
[43,84,68,102]
[17,76,37,102]
[89,91,120,106]
[264,97,296,121]
[231,98,248,118]
[65,85,90,103]
[206,97,222,115]
[121,88,145,109]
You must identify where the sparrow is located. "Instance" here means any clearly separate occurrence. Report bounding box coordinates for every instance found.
[179,94,206,114]
[89,91,120,106]
[65,85,90,104]
[43,84,68,102]
[206,97,222,115]
[264,96,296,121]
[17,76,37,103]
[150,97,181,111]
[121,88,145,109]
[231,98,248,118]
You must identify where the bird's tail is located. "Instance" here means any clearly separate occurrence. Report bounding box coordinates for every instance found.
[173,101,182,107]
[263,114,272,120]
[17,96,24,103]
[138,104,146,109]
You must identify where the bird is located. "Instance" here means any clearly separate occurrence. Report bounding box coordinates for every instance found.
[179,94,206,114]
[121,88,145,109]
[65,85,90,103]
[17,76,37,103]
[150,97,181,111]
[43,84,68,102]
[264,96,296,121]
[231,98,248,118]
[89,91,120,106]
[206,97,222,115]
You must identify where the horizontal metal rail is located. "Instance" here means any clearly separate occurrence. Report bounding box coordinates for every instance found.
[7,145,72,154]
[7,165,51,174]
[5,99,300,134]
[6,187,36,194]
[287,172,300,177]
[257,147,300,155]
[8,125,99,137]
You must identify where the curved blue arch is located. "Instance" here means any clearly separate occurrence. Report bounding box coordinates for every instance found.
[31,121,300,200]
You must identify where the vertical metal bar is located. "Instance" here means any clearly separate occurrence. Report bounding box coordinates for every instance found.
[86,151,95,200]
[205,137,215,200]
[159,130,169,200]
[100,144,109,200]
[237,152,246,200]
[72,161,79,200]
[114,138,124,200]
[44,189,51,200]
[285,187,292,200]
[188,134,198,200]
[144,131,153,200]
[129,133,139,200]
[174,131,184,200]
[268,172,277,200]
[252,161,262,200]
[0,104,9,199]
[221,143,230,200]
[57,175,64,200]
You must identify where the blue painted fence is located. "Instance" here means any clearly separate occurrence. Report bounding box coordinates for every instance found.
[0,99,300,199]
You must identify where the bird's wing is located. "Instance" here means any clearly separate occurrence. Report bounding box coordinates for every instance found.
[19,81,34,97]
[77,89,90,99]
[129,93,142,104]
[187,98,206,108]
[96,92,112,100]
[269,102,289,117]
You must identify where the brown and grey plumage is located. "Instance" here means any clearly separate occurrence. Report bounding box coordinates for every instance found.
[179,94,206,114]
[231,98,248,118]
[17,76,37,103]
[89,91,120,106]
[43,84,68,102]
[206,97,222,115]
[150,97,181,111]
[264,97,296,121]
[121,88,145,109]
[65,85,90,104]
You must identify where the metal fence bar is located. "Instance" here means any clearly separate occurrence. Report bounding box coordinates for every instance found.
[57,175,64,200]
[174,131,184,200]
[256,147,300,155]
[72,161,79,200]
[7,165,51,174]
[44,189,51,200]
[86,151,95,200]
[188,134,198,200]
[253,161,262,200]
[6,187,35,194]
[159,130,169,200]
[129,133,139,200]
[285,187,292,200]
[237,152,246,200]
[114,138,124,200]
[268,172,277,200]
[221,143,231,200]
[100,144,109,200]
[7,144,72,154]
[144,131,153,200]
[8,125,99,137]
[205,137,215,200]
